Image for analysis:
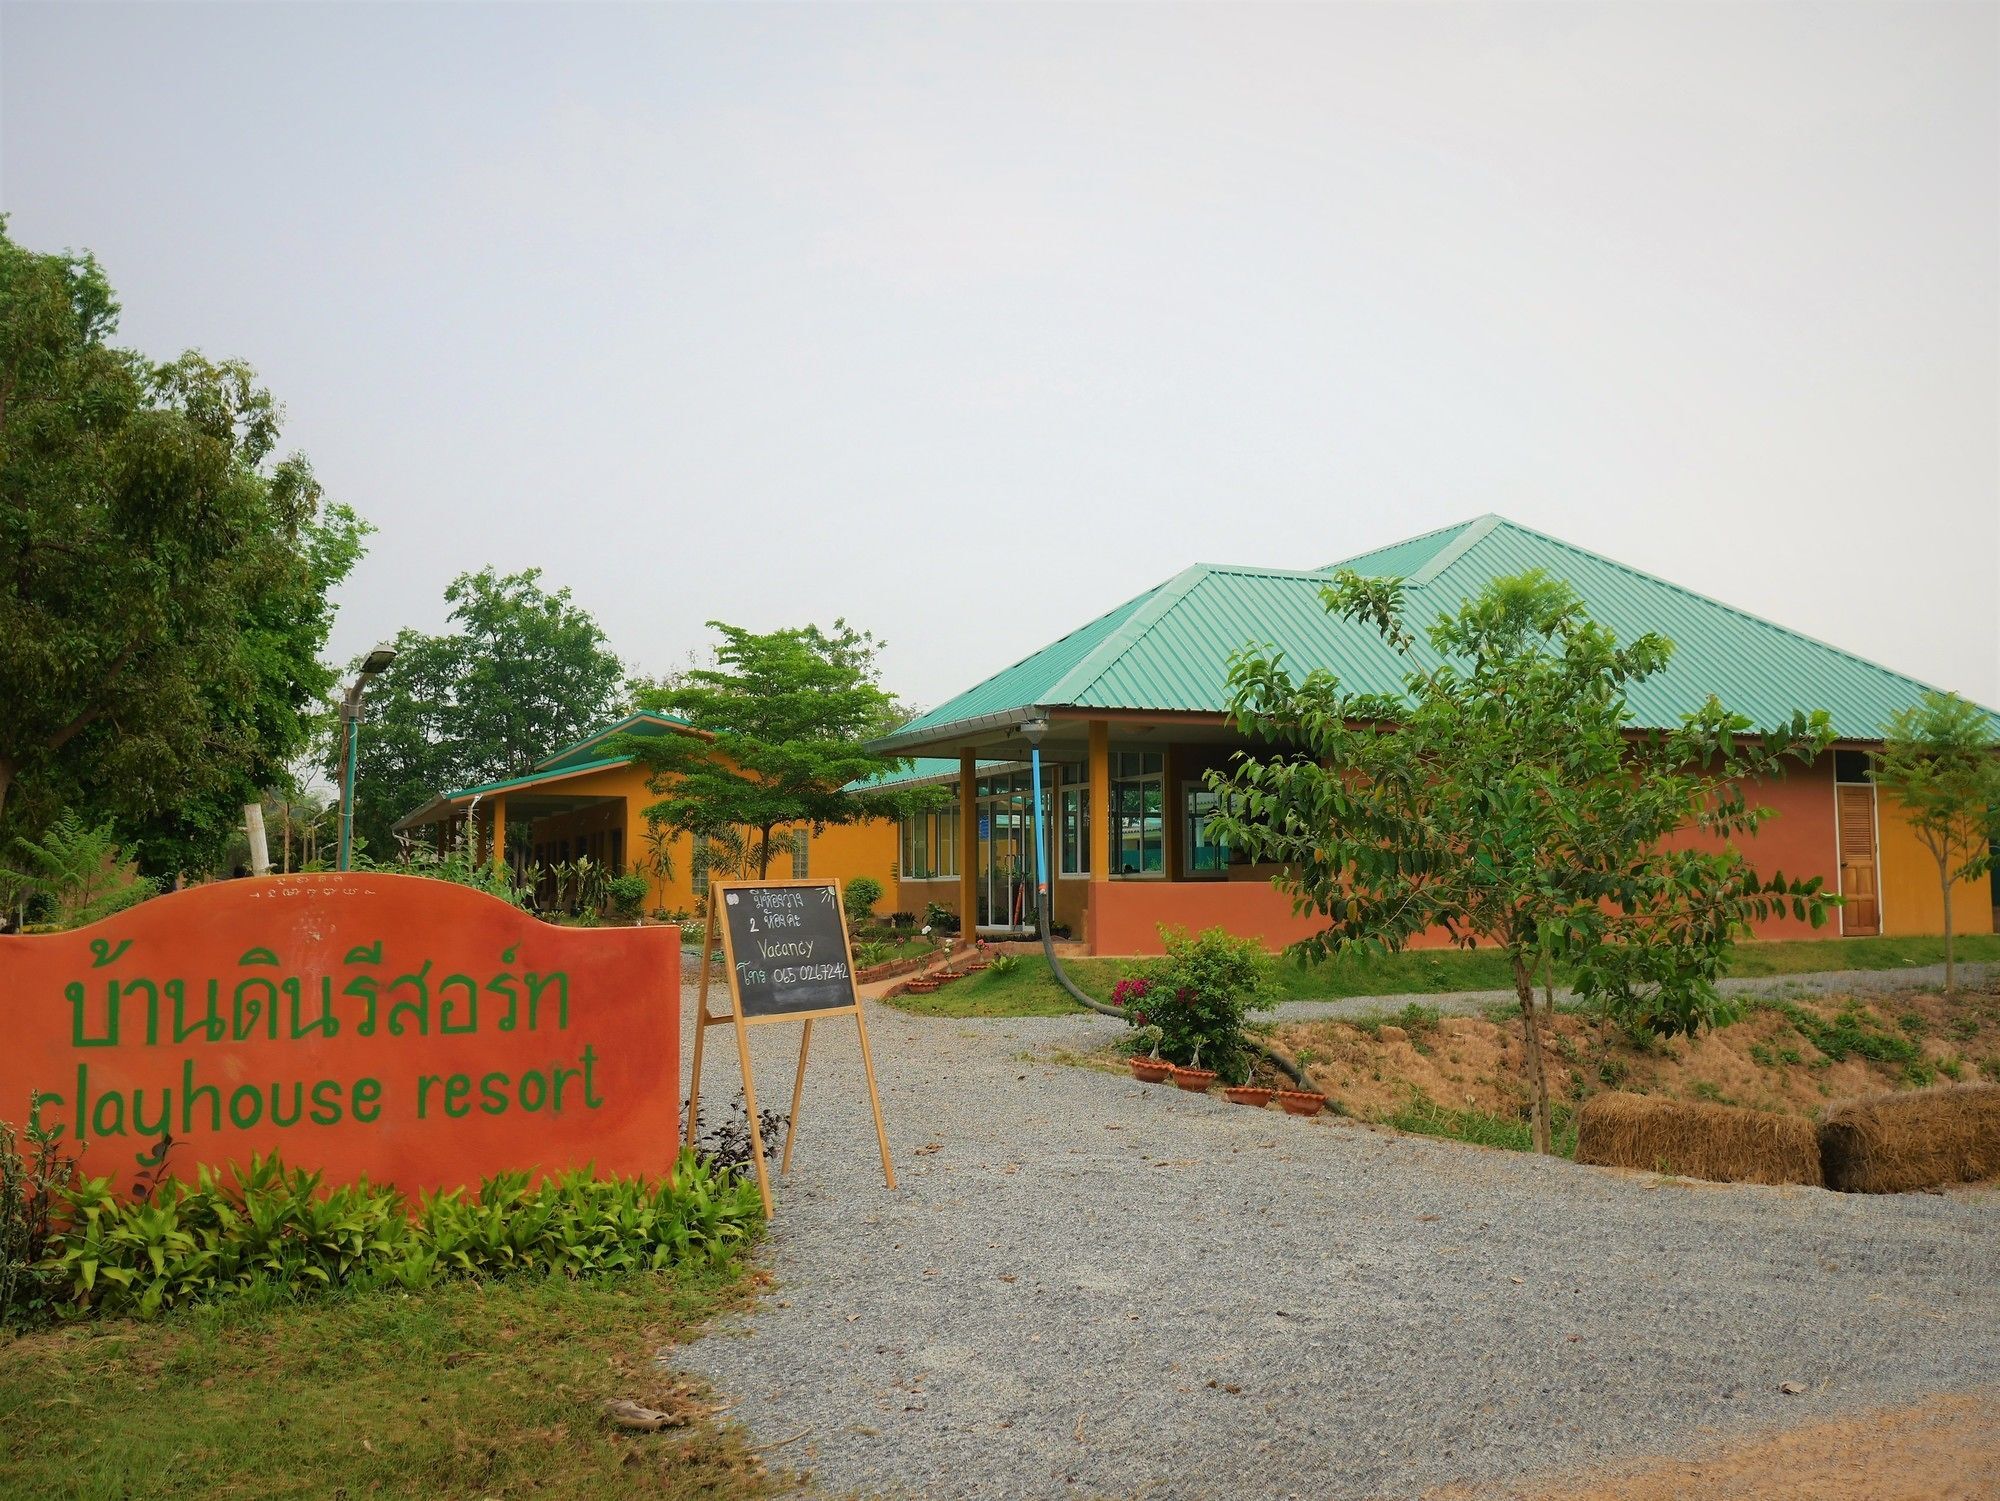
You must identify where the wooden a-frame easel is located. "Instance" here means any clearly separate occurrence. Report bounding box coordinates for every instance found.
[683,882,895,1217]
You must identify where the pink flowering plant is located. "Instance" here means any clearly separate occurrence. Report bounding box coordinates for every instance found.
[1112,926,1273,1082]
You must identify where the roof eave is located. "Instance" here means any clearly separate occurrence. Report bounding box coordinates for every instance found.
[866,705,1052,757]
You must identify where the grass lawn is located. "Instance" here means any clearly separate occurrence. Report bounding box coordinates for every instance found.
[0,1267,775,1500]
[885,933,2000,1019]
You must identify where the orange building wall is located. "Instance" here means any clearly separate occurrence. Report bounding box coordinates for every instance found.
[1876,791,1996,938]
[1087,754,1845,956]
[1658,755,1842,941]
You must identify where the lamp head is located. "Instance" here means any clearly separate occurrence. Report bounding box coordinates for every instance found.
[359,644,399,677]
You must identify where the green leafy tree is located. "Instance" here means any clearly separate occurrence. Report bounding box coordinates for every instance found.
[1872,692,2000,994]
[0,221,369,873]
[1207,570,1834,1153]
[623,620,921,880]
[2,813,156,930]
[343,568,627,853]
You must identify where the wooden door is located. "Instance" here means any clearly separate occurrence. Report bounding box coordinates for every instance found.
[1837,783,1880,936]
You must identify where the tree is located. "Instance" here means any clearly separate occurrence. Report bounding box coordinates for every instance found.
[0,221,369,873]
[1872,692,2000,994]
[342,568,627,854]
[1,813,155,931]
[623,620,920,880]
[1207,570,1833,1153]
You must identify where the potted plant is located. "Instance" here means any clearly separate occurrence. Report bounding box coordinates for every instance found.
[1275,1045,1328,1116]
[1223,1076,1275,1108]
[1172,1042,1218,1092]
[1128,1024,1173,1083]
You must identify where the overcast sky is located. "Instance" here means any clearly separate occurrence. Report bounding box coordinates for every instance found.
[5,3,1996,713]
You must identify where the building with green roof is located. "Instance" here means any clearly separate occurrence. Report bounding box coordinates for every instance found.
[867,515,1996,954]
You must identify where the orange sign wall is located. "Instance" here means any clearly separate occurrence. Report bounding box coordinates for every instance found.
[0,875,682,1197]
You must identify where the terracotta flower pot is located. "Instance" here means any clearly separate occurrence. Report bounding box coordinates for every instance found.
[1172,1067,1219,1092]
[1276,1089,1327,1117]
[1129,1056,1174,1084]
[905,980,939,994]
[1224,1086,1275,1108]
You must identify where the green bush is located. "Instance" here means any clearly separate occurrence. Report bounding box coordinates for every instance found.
[605,872,650,920]
[29,1151,762,1323]
[842,876,884,923]
[1113,926,1272,1082]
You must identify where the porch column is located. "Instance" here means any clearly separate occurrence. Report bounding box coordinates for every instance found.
[491,795,507,871]
[958,752,978,934]
[1088,721,1110,953]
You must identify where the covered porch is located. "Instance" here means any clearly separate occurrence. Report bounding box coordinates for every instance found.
[879,713,1318,956]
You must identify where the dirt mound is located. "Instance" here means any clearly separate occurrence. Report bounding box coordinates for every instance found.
[1820,1082,2000,1193]
[1575,1091,1822,1186]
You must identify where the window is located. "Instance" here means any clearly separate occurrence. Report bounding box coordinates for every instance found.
[934,801,958,878]
[1109,751,1164,875]
[1184,784,1228,874]
[692,834,710,898]
[792,836,809,879]
[900,813,931,879]
[1835,749,1871,784]
[1060,784,1090,875]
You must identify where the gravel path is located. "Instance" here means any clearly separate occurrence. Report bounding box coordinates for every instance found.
[675,989,1999,1500]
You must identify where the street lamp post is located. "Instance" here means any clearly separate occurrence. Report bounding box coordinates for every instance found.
[336,644,399,873]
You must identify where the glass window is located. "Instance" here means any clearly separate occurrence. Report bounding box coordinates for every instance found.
[1110,754,1164,875]
[1185,785,1228,874]
[900,813,931,879]
[935,801,957,878]
[792,836,809,879]
[692,834,709,898]
[1060,785,1090,875]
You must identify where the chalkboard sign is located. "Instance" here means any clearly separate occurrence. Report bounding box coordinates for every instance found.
[689,878,894,1218]
[718,881,857,1018]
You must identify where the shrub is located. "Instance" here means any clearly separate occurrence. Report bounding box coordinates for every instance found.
[604,873,650,920]
[27,1151,762,1323]
[1112,927,1272,1082]
[1,1095,76,1326]
[842,876,884,923]
[921,902,960,935]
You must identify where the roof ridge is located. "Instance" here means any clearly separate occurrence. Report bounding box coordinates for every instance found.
[1319,514,1487,574]
[1427,517,1995,711]
[1040,564,1216,705]
[534,709,691,770]
[1406,513,1505,585]
[883,583,1170,735]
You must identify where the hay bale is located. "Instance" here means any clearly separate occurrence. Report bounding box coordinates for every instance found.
[1818,1083,2000,1194]
[1575,1092,1823,1187]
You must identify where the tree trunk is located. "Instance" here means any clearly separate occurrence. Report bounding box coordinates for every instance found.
[756,824,773,880]
[1513,955,1553,1155]
[0,756,13,827]
[1942,868,1956,995]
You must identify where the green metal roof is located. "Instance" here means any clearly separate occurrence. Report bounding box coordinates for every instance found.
[844,757,1011,793]
[873,515,1995,747]
[536,710,693,771]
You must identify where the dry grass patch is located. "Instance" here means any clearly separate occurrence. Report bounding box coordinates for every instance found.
[1819,1082,2000,1193]
[1575,1092,1822,1186]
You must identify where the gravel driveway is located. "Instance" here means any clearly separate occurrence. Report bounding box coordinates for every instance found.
[676,991,1999,1500]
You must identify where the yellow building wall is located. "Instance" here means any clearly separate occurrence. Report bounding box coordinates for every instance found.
[503,759,897,920]
[1876,791,1995,937]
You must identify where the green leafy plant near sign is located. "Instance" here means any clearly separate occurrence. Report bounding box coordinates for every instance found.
[1,813,157,931]
[14,1150,761,1325]
[0,1095,76,1325]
